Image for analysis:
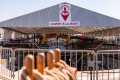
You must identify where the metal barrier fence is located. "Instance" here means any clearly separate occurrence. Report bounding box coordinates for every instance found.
[0,48,96,80]
[0,48,14,80]
[1,48,120,80]
[13,48,95,80]
[96,50,120,80]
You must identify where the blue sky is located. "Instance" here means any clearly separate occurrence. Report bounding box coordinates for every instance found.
[0,0,120,22]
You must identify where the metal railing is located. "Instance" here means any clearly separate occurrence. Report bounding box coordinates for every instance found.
[0,47,96,80]
[0,48,14,80]
[1,47,120,80]
[0,38,33,46]
[13,48,95,80]
[96,50,120,80]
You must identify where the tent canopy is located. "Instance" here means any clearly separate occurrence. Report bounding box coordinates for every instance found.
[3,27,114,34]
[0,2,120,34]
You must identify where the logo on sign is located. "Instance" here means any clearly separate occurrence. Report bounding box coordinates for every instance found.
[49,4,80,26]
[59,5,70,21]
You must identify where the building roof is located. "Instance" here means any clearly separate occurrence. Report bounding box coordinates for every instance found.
[0,2,120,34]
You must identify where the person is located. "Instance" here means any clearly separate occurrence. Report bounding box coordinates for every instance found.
[55,35,58,46]
[27,35,29,39]
[10,38,13,41]
[117,35,120,44]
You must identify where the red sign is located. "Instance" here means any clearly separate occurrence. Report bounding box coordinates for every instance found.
[49,22,79,26]
[49,4,80,26]
[60,5,70,21]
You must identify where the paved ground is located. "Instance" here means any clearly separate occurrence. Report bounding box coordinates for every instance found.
[77,69,120,80]
[1,62,120,80]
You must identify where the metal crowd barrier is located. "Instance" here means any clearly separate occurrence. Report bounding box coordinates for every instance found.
[96,50,120,80]
[0,48,14,80]
[0,48,96,80]
[13,48,96,80]
[76,50,95,80]
[1,48,120,80]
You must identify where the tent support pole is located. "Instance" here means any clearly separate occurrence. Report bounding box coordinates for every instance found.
[98,30,99,38]
[102,29,103,39]
[107,28,108,43]
[33,34,35,48]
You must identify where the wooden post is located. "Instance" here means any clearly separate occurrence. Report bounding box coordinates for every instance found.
[25,54,34,80]
[37,53,45,74]
[47,50,54,69]
[54,48,61,62]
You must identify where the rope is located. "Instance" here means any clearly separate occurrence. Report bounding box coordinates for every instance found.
[54,62,74,80]
[50,69,68,80]
[20,59,77,80]
[44,68,60,80]
[60,60,76,80]
[20,67,72,80]
[54,60,76,80]
[20,67,32,80]
[33,70,46,80]
[20,67,56,80]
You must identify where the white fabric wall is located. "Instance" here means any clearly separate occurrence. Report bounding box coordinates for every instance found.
[12,31,15,39]
[14,32,21,39]
[0,29,25,42]
[0,28,4,41]
[11,31,23,39]
[3,29,12,41]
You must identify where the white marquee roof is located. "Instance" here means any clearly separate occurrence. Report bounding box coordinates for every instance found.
[0,2,120,34]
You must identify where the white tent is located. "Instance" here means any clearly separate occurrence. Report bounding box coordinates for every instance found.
[0,2,119,34]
